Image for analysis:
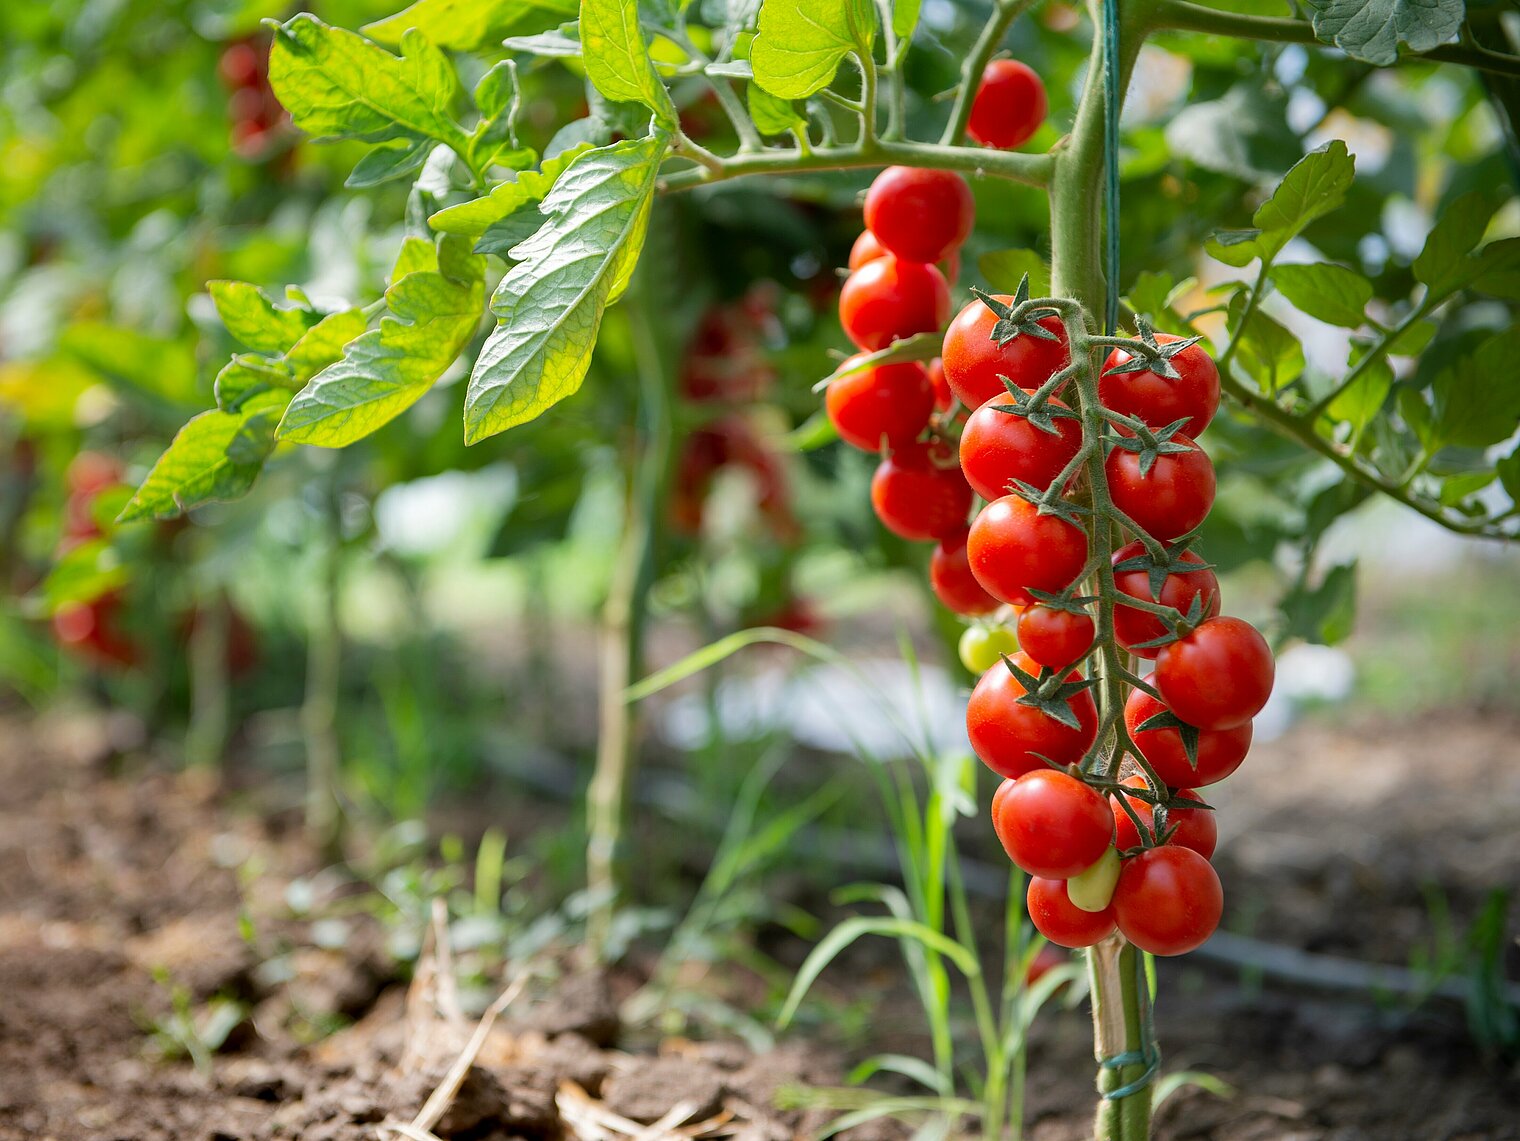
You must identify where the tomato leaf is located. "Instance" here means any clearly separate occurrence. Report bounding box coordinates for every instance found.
[1412,190,1520,301]
[1308,0,1465,67]
[119,391,290,522]
[464,134,668,443]
[1325,355,1392,433]
[208,281,319,354]
[428,144,594,239]
[580,0,678,128]
[1205,141,1356,268]
[279,236,485,448]
[1279,560,1358,646]
[978,249,1052,298]
[747,80,806,137]
[750,0,876,100]
[1431,327,1520,448]
[1270,262,1372,328]
[364,0,579,51]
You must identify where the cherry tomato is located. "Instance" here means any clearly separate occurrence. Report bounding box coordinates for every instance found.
[1100,334,1221,438]
[1110,775,1217,859]
[1028,877,1117,948]
[930,528,1000,615]
[1017,605,1095,669]
[1025,943,1069,985]
[1111,540,1221,658]
[1154,616,1274,731]
[991,769,1113,878]
[1104,434,1215,542]
[825,356,935,452]
[52,591,140,668]
[966,495,1088,606]
[839,257,951,352]
[927,357,953,412]
[959,394,1082,502]
[942,299,1069,409]
[968,60,1048,150]
[1124,688,1251,788]
[970,659,1098,780]
[1112,846,1222,956]
[870,442,972,541]
[862,167,975,264]
[849,230,888,271]
[219,42,264,90]
[958,623,1020,674]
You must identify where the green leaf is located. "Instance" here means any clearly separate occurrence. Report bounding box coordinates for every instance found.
[1438,471,1495,509]
[364,0,579,51]
[1325,356,1391,433]
[1309,0,1465,67]
[41,540,128,610]
[891,0,921,40]
[285,309,370,379]
[1228,293,1304,394]
[279,236,485,447]
[1431,328,1520,448]
[428,143,594,237]
[346,137,434,188]
[215,309,366,412]
[977,249,1052,298]
[747,81,805,136]
[580,0,678,127]
[503,24,585,56]
[1270,262,1372,328]
[208,281,318,354]
[267,15,467,151]
[1124,271,1199,333]
[750,0,875,100]
[1496,446,1520,503]
[1386,318,1437,357]
[1413,190,1502,297]
[1206,141,1356,267]
[1280,560,1358,646]
[464,134,669,443]
[119,391,290,522]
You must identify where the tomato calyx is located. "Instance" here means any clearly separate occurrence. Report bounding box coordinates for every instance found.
[1024,584,1099,617]
[971,281,1062,348]
[1124,589,1214,654]
[987,377,1081,437]
[1112,535,1215,601]
[998,655,1099,732]
[1100,320,1204,384]
[1104,415,1195,478]
[1132,705,1202,768]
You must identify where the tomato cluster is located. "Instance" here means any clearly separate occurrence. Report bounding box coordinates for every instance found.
[821,150,1274,960]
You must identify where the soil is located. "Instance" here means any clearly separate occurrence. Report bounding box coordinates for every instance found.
[1,707,1518,1140]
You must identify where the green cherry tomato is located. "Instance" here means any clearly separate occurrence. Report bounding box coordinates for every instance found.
[1066,845,1121,913]
[958,623,1020,674]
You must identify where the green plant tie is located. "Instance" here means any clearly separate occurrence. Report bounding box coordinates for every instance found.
[1102,0,1121,335]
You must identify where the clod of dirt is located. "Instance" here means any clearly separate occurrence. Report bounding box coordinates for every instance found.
[511,970,620,1047]
[602,1054,726,1123]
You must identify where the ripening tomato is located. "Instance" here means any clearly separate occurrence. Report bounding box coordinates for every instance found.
[927,357,953,412]
[870,442,972,541]
[1124,689,1251,788]
[1111,775,1217,859]
[1111,541,1221,658]
[1017,605,1095,669]
[219,42,264,90]
[930,528,1001,615]
[53,591,140,668]
[1104,434,1215,542]
[969,657,1098,780]
[862,167,975,264]
[1027,877,1117,948]
[849,230,888,271]
[839,257,951,352]
[959,394,1083,502]
[991,769,1113,878]
[958,623,1020,674]
[941,299,1069,410]
[1154,616,1274,731]
[966,495,1088,606]
[1112,846,1222,956]
[825,356,935,452]
[968,59,1048,150]
[1100,334,1221,438]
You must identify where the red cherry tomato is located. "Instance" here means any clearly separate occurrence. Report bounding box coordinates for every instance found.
[927,357,953,412]
[839,257,951,352]
[942,299,1069,410]
[870,442,972,541]
[959,393,1083,503]
[1024,943,1069,985]
[991,769,1113,878]
[1124,688,1251,788]
[219,42,264,90]
[1111,540,1221,658]
[825,356,935,452]
[1017,605,1095,669]
[66,452,123,497]
[1154,616,1274,731]
[1112,846,1222,956]
[1028,876,1117,948]
[862,167,975,264]
[849,230,888,271]
[970,657,1098,780]
[1111,775,1217,859]
[929,528,1000,616]
[1100,334,1221,438]
[52,591,140,668]
[1104,434,1215,542]
[968,59,1048,150]
[966,495,1088,606]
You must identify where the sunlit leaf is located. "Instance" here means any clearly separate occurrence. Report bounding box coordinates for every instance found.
[1206,141,1356,267]
[364,0,579,51]
[750,0,875,100]
[1309,0,1464,66]
[1270,262,1372,328]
